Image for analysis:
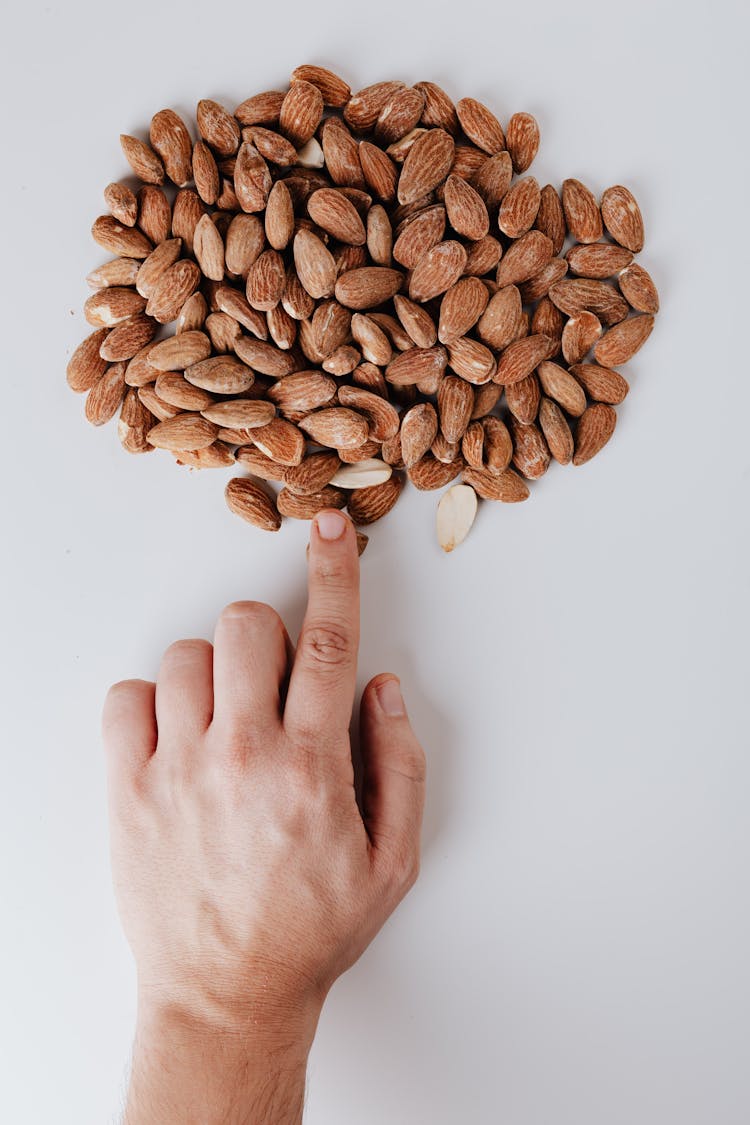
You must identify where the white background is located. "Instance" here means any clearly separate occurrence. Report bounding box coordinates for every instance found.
[1,1,748,1122]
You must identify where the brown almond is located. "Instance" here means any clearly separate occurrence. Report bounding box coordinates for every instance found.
[311,299,352,357]
[367,204,393,266]
[104,182,137,226]
[531,297,564,356]
[448,337,496,384]
[393,204,446,268]
[283,451,342,495]
[147,330,211,372]
[538,361,587,416]
[137,185,171,245]
[505,373,541,424]
[345,81,406,132]
[120,134,164,184]
[234,142,272,213]
[247,126,298,167]
[171,189,204,255]
[494,334,551,385]
[573,403,617,465]
[456,97,505,154]
[145,259,201,324]
[470,382,502,420]
[291,65,350,107]
[136,238,183,299]
[483,416,513,471]
[67,328,110,392]
[277,486,346,519]
[408,454,462,490]
[618,263,659,314]
[279,80,323,146]
[225,478,281,531]
[84,287,146,328]
[498,176,541,238]
[100,314,157,362]
[393,294,438,347]
[246,249,286,311]
[549,279,629,326]
[506,113,540,174]
[350,313,392,366]
[566,243,633,279]
[385,345,447,387]
[225,213,265,276]
[235,91,285,127]
[293,229,338,299]
[539,398,574,464]
[250,418,306,465]
[569,363,629,405]
[347,474,404,524]
[463,466,529,502]
[477,285,522,350]
[443,174,489,240]
[471,151,513,213]
[511,419,550,479]
[601,185,644,252]
[397,129,455,205]
[150,109,192,187]
[299,407,370,449]
[308,188,366,245]
[400,402,438,467]
[268,370,337,413]
[92,215,152,259]
[234,337,299,377]
[215,286,267,336]
[464,235,503,276]
[84,362,127,424]
[191,214,224,282]
[265,180,295,251]
[594,315,654,366]
[192,141,220,204]
[518,258,569,303]
[496,229,552,287]
[409,240,466,302]
[148,413,218,451]
[174,443,236,469]
[562,311,603,364]
[438,277,489,344]
[335,266,403,309]
[535,184,566,255]
[322,345,360,376]
[123,342,160,387]
[375,87,425,145]
[438,374,474,443]
[86,258,141,290]
[358,140,398,202]
[137,384,177,421]
[153,371,214,411]
[196,99,240,156]
[235,446,287,480]
[199,400,274,429]
[562,178,603,243]
[184,356,254,394]
[320,118,366,188]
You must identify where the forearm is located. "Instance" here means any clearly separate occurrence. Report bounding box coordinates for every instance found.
[125,1000,318,1125]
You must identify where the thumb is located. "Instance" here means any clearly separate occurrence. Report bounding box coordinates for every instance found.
[360,675,426,888]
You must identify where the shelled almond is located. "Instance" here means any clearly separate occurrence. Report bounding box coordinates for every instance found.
[68,66,658,553]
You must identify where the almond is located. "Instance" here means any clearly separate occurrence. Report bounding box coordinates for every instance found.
[448,337,496,384]
[184,355,255,394]
[569,362,629,405]
[291,65,351,108]
[138,383,177,422]
[192,214,225,282]
[346,474,404,523]
[201,400,275,428]
[84,287,146,328]
[471,151,513,213]
[322,345,360,376]
[206,312,242,353]
[92,215,152,259]
[120,134,164,184]
[225,213,265,276]
[321,118,366,188]
[250,417,305,465]
[294,229,338,299]
[100,314,157,362]
[235,446,287,480]
[279,80,323,146]
[464,235,503,276]
[137,238,183,299]
[470,382,502,421]
[506,113,540,174]
[330,459,393,488]
[498,176,541,238]
[104,182,137,226]
[196,99,240,156]
[335,266,403,309]
[594,315,654,366]
[436,483,478,552]
[375,87,425,145]
[87,258,141,290]
[510,419,550,479]
[337,439,383,464]
[566,243,633,279]
[408,454,462,490]
[537,361,587,416]
[345,81,406,132]
[562,178,603,243]
[385,345,447,387]
[337,385,400,440]
[539,398,574,464]
[171,190,204,254]
[477,285,522,350]
[601,185,644,252]
[618,263,659,314]
[494,334,551,385]
[438,277,489,344]
[505,373,541,424]
[456,97,505,154]
[148,412,218,451]
[561,311,603,364]
[438,374,474,442]
[409,240,466,302]
[234,142,272,213]
[400,402,439,466]
[311,299,352,357]
[414,81,459,134]
[282,267,316,321]
[283,451,342,495]
[268,370,337,413]
[225,478,281,530]
[483,416,513,471]
[299,407,370,449]
[496,229,553,287]
[192,141,220,204]
[573,403,617,465]
[366,204,392,266]
[246,249,286,311]
[308,188,366,245]
[247,126,298,168]
[150,109,192,187]
[174,443,236,469]
[216,286,268,336]
[444,174,489,240]
[154,371,214,411]
[394,294,438,347]
[393,204,446,268]
[234,337,299,377]
[531,297,564,355]
[462,466,529,502]
[277,485,346,519]
[397,128,455,204]
[359,141,398,202]
[124,342,160,387]
[235,91,285,127]
[518,258,569,303]
[535,184,566,255]
[351,313,392,365]
[549,279,629,326]
[84,362,126,423]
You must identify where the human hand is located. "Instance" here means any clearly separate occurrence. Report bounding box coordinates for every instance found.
[103,509,425,1123]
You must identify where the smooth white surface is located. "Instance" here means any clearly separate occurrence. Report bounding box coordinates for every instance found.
[1,2,749,1122]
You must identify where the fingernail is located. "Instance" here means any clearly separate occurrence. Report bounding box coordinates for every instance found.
[315,510,347,541]
[376,677,405,717]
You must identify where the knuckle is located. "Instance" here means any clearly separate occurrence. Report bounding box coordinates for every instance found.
[300,623,354,670]
[395,743,427,785]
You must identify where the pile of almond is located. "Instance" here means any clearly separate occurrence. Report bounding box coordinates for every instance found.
[67,66,658,552]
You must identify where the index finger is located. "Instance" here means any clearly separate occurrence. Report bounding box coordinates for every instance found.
[283,509,360,746]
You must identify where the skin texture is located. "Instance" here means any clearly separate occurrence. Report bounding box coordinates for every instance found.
[102,509,426,1124]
